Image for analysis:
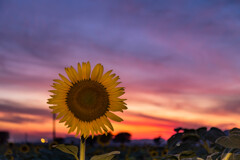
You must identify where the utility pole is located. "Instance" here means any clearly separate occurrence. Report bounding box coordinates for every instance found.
[25,133,28,143]
[53,113,56,141]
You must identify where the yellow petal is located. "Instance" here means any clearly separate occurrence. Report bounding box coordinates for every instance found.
[84,122,90,138]
[59,115,67,123]
[53,79,62,83]
[106,112,123,122]
[97,118,108,133]
[75,120,81,137]
[107,82,121,90]
[105,76,120,88]
[77,63,83,80]
[56,112,65,119]
[68,118,78,133]
[109,103,127,112]
[93,120,103,134]
[65,67,76,83]
[91,64,101,81]
[91,120,98,134]
[50,94,67,99]
[59,74,72,86]
[51,83,69,91]
[53,79,69,88]
[100,70,112,83]
[102,116,114,131]
[102,73,116,85]
[47,98,65,104]
[70,66,80,82]
[78,121,84,137]
[96,64,104,82]
[59,112,71,123]
[110,91,125,97]
[82,122,87,137]
[49,90,66,95]
[49,106,55,109]
[110,87,125,93]
[82,62,87,79]
[89,122,95,138]
[86,61,91,79]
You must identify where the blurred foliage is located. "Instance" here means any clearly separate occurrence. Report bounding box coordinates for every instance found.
[153,136,165,146]
[97,132,113,147]
[0,127,239,160]
[113,132,131,145]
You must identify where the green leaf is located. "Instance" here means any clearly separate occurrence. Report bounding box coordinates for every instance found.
[233,153,240,160]
[181,133,200,142]
[196,127,207,140]
[205,127,226,143]
[222,152,233,160]
[161,155,178,160]
[216,135,240,149]
[206,152,221,160]
[167,133,183,149]
[229,128,240,136]
[55,144,79,160]
[90,151,120,160]
[66,145,78,155]
[178,150,196,159]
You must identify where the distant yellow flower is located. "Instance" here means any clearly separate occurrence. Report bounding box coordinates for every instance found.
[149,150,159,157]
[4,148,13,156]
[49,141,58,150]
[5,155,14,160]
[161,148,168,157]
[34,145,43,154]
[19,144,30,153]
[48,62,127,138]
[97,132,113,146]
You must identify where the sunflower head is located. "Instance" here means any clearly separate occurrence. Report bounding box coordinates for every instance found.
[48,62,127,139]
[161,148,168,157]
[49,141,58,150]
[97,132,113,146]
[4,148,13,156]
[19,144,30,154]
[34,145,43,154]
[149,150,159,157]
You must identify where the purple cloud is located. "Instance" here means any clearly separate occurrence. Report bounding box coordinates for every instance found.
[0,99,51,119]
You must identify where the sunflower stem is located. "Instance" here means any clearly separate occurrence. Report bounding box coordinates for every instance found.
[80,136,86,160]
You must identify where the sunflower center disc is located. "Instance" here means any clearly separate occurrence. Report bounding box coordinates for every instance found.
[66,80,109,122]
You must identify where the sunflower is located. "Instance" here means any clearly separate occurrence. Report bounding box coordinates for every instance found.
[97,132,113,147]
[161,148,168,157]
[149,150,159,157]
[5,155,14,160]
[19,144,30,154]
[34,145,43,154]
[4,148,13,156]
[48,62,127,139]
[49,141,58,150]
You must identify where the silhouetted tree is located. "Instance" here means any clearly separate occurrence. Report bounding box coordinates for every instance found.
[0,131,9,144]
[174,127,182,133]
[153,136,164,146]
[113,132,131,145]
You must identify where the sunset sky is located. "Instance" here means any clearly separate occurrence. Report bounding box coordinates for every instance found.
[1,0,240,142]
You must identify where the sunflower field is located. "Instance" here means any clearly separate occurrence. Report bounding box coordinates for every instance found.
[0,127,240,160]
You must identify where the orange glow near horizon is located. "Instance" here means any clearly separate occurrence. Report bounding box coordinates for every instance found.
[0,74,240,142]
[1,88,240,142]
